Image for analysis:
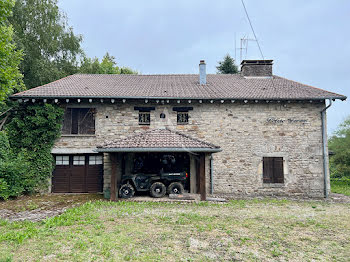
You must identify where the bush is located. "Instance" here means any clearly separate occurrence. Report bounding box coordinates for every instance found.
[0,103,64,198]
[0,132,29,199]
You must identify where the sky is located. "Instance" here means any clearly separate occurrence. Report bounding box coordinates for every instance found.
[58,0,349,134]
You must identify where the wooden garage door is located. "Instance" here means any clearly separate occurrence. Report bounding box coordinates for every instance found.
[52,155,103,193]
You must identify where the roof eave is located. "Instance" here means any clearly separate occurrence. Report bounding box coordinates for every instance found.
[95,147,222,153]
[9,95,347,101]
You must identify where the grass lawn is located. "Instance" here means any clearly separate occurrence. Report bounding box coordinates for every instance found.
[1,199,350,261]
[331,179,350,196]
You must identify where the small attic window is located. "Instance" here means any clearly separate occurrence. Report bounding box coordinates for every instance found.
[139,112,150,125]
[177,112,189,125]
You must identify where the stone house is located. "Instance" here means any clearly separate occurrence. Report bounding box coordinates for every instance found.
[11,60,346,200]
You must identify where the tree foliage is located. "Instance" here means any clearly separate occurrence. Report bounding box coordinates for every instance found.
[329,116,350,179]
[0,0,24,104]
[216,54,239,74]
[79,53,137,74]
[9,0,83,89]
[2,103,64,197]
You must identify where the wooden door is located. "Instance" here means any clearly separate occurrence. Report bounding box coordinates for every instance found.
[52,155,103,193]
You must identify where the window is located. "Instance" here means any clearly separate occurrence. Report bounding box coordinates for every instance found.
[173,107,192,125]
[89,155,103,165]
[56,156,69,165]
[73,156,85,165]
[263,157,284,183]
[62,108,95,135]
[139,112,150,125]
[177,112,189,124]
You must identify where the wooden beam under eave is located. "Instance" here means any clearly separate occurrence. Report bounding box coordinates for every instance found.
[110,153,118,201]
[199,153,206,201]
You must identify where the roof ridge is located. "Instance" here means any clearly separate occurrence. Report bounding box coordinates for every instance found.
[73,73,234,77]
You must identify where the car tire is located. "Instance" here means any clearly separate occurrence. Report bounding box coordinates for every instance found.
[167,182,184,195]
[119,183,135,199]
[150,182,166,198]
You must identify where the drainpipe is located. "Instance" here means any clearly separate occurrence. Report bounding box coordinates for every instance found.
[321,99,332,198]
[210,154,214,194]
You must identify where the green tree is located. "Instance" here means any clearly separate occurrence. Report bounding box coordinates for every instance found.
[9,0,83,89]
[216,54,239,74]
[329,116,350,179]
[79,52,137,74]
[0,0,24,104]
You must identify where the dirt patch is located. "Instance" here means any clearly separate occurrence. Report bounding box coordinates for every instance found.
[1,192,350,223]
[0,194,104,222]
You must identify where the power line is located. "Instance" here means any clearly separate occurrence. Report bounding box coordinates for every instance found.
[240,0,265,60]
[240,0,276,91]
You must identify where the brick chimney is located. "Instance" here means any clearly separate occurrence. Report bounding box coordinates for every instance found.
[241,60,273,77]
[199,60,206,85]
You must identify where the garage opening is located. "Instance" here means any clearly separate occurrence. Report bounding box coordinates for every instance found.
[122,152,191,193]
[52,154,103,193]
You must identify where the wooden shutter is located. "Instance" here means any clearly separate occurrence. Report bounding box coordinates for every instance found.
[263,157,273,183]
[263,157,284,183]
[61,108,72,134]
[273,157,284,183]
[79,108,95,134]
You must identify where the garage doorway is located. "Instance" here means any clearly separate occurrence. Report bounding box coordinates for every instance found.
[122,152,191,192]
[52,154,103,193]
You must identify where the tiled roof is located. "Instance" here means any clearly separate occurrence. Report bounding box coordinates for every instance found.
[11,73,346,100]
[96,128,221,152]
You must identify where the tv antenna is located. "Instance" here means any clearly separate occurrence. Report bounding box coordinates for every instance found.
[235,35,257,63]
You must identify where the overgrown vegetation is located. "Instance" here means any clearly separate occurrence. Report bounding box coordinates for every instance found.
[0,103,63,199]
[331,179,350,196]
[329,116,350,195]
[0,199,350,261]
[329,115,350,179]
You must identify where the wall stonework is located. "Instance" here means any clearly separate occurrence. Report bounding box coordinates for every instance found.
[53,101,328,198]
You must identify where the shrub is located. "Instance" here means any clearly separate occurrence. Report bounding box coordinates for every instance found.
[0,103,64,197]
[0,132,29,199]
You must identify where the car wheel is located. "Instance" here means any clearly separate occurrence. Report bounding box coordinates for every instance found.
[150,182,166,198]
[167,182,184,195]
[119,183,135,198]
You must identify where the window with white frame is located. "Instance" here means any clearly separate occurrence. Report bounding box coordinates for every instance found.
[73,156,85,165]
[89,155,103,165]
[56,156,69,165]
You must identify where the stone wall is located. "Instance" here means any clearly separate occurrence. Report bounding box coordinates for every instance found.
[53,100,328,198]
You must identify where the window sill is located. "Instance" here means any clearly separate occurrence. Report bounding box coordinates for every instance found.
[262,183,285,188]
[61,134,96,137]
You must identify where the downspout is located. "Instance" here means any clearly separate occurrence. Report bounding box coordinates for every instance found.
[321,99,332,198]
[210,154,214,194]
